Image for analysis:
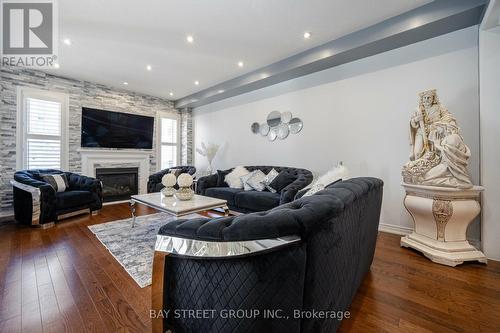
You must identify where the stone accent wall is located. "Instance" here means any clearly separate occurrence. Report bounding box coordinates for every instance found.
[180,108,193,165]
[0,66,193,212]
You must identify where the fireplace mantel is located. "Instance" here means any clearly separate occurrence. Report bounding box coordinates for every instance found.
[79,149,151,195]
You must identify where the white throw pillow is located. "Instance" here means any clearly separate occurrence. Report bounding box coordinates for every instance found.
[246,170,267,191]
[303,163,349,197]
[262,168,279,193]
[225,166,250,189]
[240,171,257,191]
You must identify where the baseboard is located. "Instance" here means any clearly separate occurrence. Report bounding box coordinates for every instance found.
[378,223,412,236]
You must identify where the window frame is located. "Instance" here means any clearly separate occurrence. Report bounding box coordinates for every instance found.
[156,111,181,171]
[16,87,69,170]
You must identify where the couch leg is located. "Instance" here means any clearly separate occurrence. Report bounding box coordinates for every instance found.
[91,210,101,216]
[32,222,55,229]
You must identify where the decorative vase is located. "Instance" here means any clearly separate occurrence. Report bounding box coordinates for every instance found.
[175,187,194,201]
[174,173,194,200]
[161,174,176,197]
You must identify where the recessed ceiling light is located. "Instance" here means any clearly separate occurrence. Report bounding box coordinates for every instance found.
[53,63,60,69]
[63,38,71,45]
[194,80,199,86]
[218,90,225,94]
[169,92,174,97]
[146,65,152,71]
[123,82,128,85]
[186,35,194,43]
[237,61,244,68]
[303,31,312,39]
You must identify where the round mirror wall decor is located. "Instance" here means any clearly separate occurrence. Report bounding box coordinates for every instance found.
[267,111,282,127]
[251,111,303,142]
[277,123,289,140]
[251,122,260,134]
[281,111,292,123]
[268,127,278,141]
[259,123,270,136]
[289,117,303,134]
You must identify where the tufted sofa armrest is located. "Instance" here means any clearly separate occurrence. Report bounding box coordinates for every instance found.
[195,173,218,195]
[13,171,57,224]
[279,169,313,205]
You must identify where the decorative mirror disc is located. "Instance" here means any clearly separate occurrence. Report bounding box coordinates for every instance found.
[281,111,292,123]
[260,123,270,136]
[277,123,289,139]
[266,111,282,127]
[288,117,303,134]
[268,127,278,141]
[251,122,260,134]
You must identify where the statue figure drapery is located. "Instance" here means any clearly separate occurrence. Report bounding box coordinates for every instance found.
[402,89,472,188]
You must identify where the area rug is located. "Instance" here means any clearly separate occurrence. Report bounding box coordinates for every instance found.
[88,213,201,288]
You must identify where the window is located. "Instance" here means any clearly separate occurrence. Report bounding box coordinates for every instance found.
[158,114,180,170]
[17,88,68,170]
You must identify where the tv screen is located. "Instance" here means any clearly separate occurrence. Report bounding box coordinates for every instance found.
[81,107,154,149]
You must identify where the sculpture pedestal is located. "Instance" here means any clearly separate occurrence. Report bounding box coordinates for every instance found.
[401,183,487,267]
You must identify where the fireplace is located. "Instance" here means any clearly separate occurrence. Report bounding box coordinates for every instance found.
[95,167,139,202]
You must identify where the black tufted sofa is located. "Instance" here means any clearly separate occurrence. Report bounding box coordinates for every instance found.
[147,166,197,193]
[196,166,313,213]
[152,177,383,333]
[12,169,102,227]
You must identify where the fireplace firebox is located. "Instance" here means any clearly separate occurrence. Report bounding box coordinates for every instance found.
[95,167,139,202]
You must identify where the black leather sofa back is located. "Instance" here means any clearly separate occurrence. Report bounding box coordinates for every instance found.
[148,166,197,193]
[157,177,383,332]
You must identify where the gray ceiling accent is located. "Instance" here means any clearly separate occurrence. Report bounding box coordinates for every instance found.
[175,0,487,109]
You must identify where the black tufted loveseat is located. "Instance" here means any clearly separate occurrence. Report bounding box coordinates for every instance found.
[152,177,383,333]
[147,166,197,193]
[196,166,313,213]
[12,169,102,227]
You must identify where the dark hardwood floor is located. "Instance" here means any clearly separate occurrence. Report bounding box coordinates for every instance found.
[0,203,499,333]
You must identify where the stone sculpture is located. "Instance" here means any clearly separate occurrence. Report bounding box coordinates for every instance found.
[402,89,472,189]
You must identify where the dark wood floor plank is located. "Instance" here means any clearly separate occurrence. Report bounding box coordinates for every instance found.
[0,203,499,333]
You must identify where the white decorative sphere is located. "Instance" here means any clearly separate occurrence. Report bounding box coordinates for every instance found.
[161,174,176,187]
[177,173,193,187]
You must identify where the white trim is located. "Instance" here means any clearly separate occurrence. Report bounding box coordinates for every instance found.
[80,150,150,195]
[378,222,413,236]
[156,111,181,171]
[16,87,69,170]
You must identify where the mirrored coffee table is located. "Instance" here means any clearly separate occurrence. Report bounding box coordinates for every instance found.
[129,193,229,227]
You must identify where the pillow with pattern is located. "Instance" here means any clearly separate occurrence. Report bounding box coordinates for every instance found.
[246,170,267,191]
[41,173,68,193]
[262,168,279,193]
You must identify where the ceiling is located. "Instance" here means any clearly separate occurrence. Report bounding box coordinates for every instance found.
[46,0,432,100]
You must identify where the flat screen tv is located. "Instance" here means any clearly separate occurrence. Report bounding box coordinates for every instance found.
[81,107,154,149]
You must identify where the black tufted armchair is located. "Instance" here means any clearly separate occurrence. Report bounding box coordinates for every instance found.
[196,166,313,213]
[147,166,197,193]
[151,177,384,333]
[12,169,102,227]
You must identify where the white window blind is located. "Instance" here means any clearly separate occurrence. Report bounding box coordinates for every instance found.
[160,117,179,169]
[25,97,62,169]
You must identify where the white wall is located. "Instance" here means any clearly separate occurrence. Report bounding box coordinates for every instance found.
[193,26,480,238]
[480,23,500,260]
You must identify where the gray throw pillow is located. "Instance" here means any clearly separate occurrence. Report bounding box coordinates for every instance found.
[240,170,257,191]
[246,170,267,191]
[41,173,68,192]
[262,168,279,193]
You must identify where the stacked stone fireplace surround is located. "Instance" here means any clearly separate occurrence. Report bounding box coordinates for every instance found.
[0,66,193,216]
